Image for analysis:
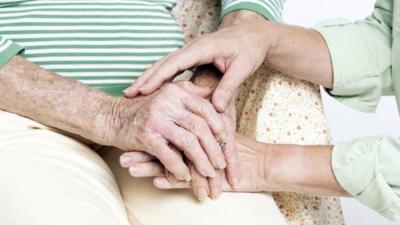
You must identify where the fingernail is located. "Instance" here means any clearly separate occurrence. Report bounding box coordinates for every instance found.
[184,173,192,182]
[120,154,130,167]
[197,188,208,202]
[122,87,131,94]
[231,177,240,189]
[216,158,227,170]
[154,178,169,189]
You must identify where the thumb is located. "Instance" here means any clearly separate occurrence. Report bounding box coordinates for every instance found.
[212,63,248,112]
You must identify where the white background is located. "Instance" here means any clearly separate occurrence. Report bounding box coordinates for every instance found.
[283,0,399,224]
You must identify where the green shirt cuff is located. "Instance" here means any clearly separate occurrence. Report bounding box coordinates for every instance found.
[332,137,400,221]
[220,1,282,23]
[0,41,25,68]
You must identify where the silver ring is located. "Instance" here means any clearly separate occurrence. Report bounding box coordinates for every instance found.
[217,139,227,151]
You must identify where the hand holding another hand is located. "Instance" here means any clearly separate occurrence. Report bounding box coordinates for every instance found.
[120,135,271,200]
[123,11,273,113]
[101,81,228,182]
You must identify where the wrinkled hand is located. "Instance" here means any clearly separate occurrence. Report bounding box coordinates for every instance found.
[120,66,239,200]
[123,11,272,112]
[120,134,269,200]
[105,81,227,181]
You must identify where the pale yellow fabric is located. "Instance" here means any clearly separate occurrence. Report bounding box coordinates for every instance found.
[102,149,287,225]
[0,110,131,225]
[0,109,288,225]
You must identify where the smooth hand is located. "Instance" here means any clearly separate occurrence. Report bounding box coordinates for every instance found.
[123,11,273,112]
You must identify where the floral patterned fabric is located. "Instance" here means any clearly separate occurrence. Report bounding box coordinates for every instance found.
[172,1,345,225]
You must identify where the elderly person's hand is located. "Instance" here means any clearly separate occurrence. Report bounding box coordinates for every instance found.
[120,135,269,200]
[121,66,239,200]
[123,11,271,112]
[120,134,348,198]
[104,81,228,181]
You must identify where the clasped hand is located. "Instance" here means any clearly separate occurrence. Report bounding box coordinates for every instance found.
[104,79,238,201]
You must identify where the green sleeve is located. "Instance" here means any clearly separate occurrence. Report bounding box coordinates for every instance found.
[314,0,393,113]
[220,0,286,22]
[332,136,400,221]
[0,37,25,68]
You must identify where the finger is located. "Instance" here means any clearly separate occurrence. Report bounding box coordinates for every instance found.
[160,122,216,178]
[182,88,225,135]
[120,151,155,167]
[123,53,172,97]
[177,98,226,169]
[189,164,210,202]
[208,169,223,200]
[165,169,180,184]
[128,162,165,177]
[222,101,240,188]
[223,138,240,188]
[153,177,190,189]
[212,59,249,112]
[139,42,214,95]
[165,145,182,184]
[147,136,191,181]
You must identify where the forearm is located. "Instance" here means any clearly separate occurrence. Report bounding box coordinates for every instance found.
[221,10,333,89]
[0,56,115,145]
[265,144,349,196]
[265,23,333,88]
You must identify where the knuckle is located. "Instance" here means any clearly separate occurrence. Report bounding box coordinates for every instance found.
[220,85,236,95]
[193,118,208,134]
[197,99,212,113]
[162,83,178,93]
[176,81,191,90]
[212,119,225,134]
[147,136,162,155]
[162,151,177,164]
[180,134,197,149]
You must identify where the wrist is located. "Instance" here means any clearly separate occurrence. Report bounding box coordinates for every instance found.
[220,10,265,29]
[92,95,139,148]
[261,144,306,192]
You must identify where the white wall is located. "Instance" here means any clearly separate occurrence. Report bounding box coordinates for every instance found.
[282,1,399,225]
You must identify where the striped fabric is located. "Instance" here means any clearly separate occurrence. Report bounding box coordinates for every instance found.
[221,0,285,22]
[0,0,284,96]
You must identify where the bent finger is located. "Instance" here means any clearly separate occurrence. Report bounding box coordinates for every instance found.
[123,53,172,97]
[139,42,214,95]
[147,136,191,181]
[177,99,226,169]
[190,163,210,202]
[208,169,223,200]
[160,122,215,178]
[212,60,249,112]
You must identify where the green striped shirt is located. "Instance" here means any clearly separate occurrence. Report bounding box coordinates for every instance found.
[0,0,284,96]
